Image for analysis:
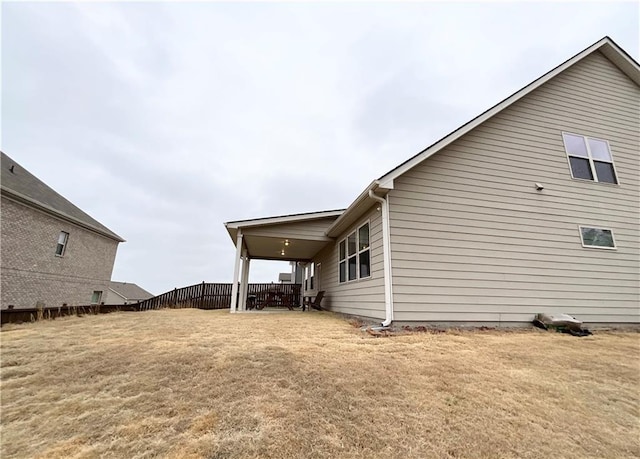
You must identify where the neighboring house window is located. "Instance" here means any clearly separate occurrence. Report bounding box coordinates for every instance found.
[338,222,371,283]
[579,226,616,249]
[55,231,69,256]
[91,291,103,304]
[562,133,618,184]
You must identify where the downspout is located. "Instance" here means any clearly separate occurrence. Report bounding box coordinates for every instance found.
[368,190,394,327]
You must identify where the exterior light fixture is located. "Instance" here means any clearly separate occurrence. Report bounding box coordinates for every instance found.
[535,183,544,191]
[284,240,290,246]
[281,250,285,256]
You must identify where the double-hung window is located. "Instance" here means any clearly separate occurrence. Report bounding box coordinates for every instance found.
[562,133,618,184]
[55,231,69,256]
[338,222,370,283]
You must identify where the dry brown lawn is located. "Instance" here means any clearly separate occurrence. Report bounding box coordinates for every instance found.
[1,309,639,459]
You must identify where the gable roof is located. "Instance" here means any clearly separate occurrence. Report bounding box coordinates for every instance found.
[376,36,639,188]
[1,151,125,242]
[325,36,640,238]
[224,209,344,260]
[225,209,344,242]
[109,281,153,301]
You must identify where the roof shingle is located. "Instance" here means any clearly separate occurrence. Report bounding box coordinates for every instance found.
[109,282,153,301]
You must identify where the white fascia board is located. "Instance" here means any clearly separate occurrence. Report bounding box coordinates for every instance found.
[377,179,394,191]
[377,37,637,186]
[599,42,640,85]
[225,209,344,229]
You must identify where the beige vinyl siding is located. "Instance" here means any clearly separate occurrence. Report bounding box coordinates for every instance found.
[240,218,335,241]
[388,50,640,324]
[312,205,385,319]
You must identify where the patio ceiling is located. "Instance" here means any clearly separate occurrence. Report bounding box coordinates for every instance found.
[242,235,331,261]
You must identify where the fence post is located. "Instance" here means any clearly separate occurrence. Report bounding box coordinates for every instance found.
[199,281,205,309]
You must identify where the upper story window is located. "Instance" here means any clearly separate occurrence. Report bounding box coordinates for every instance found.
[338,222,370,283]
[562,133,618,184]
[55,231,69,256]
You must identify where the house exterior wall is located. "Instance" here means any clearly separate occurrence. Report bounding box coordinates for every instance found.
[313,205,386,319]
[387,51,640,324]
[1,197,119,309]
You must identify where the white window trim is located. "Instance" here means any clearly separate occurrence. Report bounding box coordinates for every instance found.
[578,225,617,250]
[338,219,371,284]
[561,132,621,185]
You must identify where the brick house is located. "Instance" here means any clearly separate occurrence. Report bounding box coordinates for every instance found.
[1,152,125,309]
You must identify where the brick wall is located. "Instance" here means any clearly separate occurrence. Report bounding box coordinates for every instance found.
[1,196,120,309]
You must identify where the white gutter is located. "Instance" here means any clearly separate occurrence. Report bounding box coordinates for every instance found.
[368,190,394,327]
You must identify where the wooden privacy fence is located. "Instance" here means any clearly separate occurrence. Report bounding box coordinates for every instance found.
[138,282,302,311]
[0,283,303,325]
[247,283,302,310]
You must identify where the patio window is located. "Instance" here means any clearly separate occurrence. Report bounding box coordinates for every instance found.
[338,222,370,283]
[562,133,618,184]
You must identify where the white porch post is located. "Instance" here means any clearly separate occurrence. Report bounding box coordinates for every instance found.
[239,251,250,311]
[299,262,307,307]
[230,230,243,313]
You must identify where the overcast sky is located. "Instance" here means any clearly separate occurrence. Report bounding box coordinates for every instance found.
[2,2,638,295]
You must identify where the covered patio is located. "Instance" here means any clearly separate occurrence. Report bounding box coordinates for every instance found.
[224,210,343,312]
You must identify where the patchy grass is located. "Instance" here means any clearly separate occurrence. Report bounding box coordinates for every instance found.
[1,309,639,459]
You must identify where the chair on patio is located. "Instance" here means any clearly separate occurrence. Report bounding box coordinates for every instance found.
[303,291,325,311]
